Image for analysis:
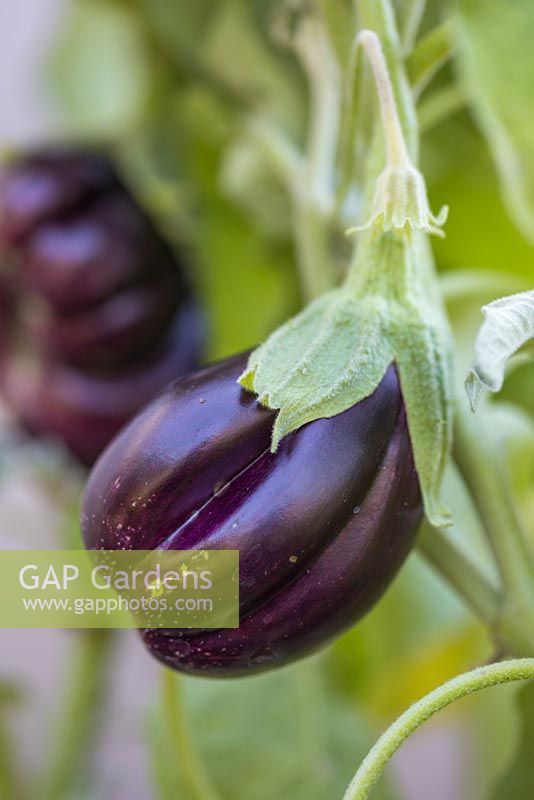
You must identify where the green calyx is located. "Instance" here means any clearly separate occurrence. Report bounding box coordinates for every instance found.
[240,229,454,528]
[348,161,448,239]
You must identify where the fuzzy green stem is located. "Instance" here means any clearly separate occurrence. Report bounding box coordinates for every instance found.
[161,670,220,800]
[343,658,534,800]
[357,0,418,161]
[453,405,534,655]
[417,520,501,625]
[354,31,410,168]
[407,19,456,96]
[37,630,111,800]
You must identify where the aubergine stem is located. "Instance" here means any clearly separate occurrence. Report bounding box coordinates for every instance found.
[417,521,501,626]
[37,630,112,800]
[343,658,534,800]
[357,0,418,162]
[453,405,534,657]
[161,671,220,800]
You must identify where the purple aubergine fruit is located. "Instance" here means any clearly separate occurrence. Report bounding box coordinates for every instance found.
[82,353,422,677]
[0,148,203,464]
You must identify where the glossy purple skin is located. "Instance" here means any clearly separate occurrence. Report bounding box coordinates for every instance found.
[0,148,202,464]
[82,354,422,677]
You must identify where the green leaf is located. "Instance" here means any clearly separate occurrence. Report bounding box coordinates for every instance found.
[394,312,453,526]
[458,0,534,241]
[240,289,394,447]
[465,290,534,410]
[150,660,397,800]
[51,0,150,138]
[490,682,534,799]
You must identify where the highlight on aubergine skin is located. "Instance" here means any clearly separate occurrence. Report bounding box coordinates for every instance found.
[0,148,203,465]
[82,354,422,676]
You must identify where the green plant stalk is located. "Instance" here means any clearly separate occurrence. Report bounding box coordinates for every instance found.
[453,405,534,656]
[37,630,112,800]
[161,670,220,800]
[292,197,335,301]
[417,520,501,625]
[292,15,340,300]
[357,0,418,161]
[343,658,534,800]
[407,19,456,96]
[0,721,25,800]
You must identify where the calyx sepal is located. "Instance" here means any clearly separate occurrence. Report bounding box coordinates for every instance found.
[240,233,453,528]
[348,163,448,238]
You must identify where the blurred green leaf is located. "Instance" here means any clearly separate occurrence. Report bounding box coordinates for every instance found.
[150,661,396,800]
[174,86,299,357]
[200,2,305,133]
[458,0,534,242]
[499,360,534,419]
[318,0,356,66]
[490,682,534,799]
[220,136,293,239]
[485,402,534,529]
[425,114,534,281]
[51,0,150,138]
[120,80,299,358]
[326,550,490,717]
[134,0,217,62]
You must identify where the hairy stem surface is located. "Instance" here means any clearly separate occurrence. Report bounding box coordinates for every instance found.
[343,659,534,800]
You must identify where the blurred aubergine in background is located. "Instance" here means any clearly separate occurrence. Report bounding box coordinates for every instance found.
[0,149,203,465]
[82,353,422,677]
